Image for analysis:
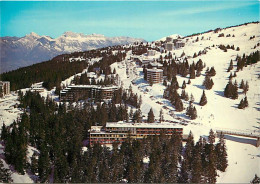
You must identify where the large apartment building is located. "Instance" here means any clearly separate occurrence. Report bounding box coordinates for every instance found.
[60,85,118,102]
[146,68,163,84]
[89,122,183,146]
[0,81,10,97]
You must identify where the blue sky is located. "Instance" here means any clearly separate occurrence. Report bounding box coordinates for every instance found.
[0,1,259,41]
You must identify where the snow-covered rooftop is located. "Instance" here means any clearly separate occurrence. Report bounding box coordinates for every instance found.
[64,84,118,90]
[146,68,163,72]
[106,121,182,129]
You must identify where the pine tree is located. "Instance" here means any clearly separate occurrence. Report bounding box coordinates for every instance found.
[0,159,13,183]
[186,102,197,120]
[239,79,245,89]
[190,65,196,79]
[100,103,108,126]
[185,131,194,165]
[227,59,233,72]
[215,132,228,172]
[243,81,249,95]
[175,97,184,112]
[251,174,260,184]
[199,90,207,106]
[208,129,215,144]
[233,71,237,77]
[191,148,203,183]
[178,159,189,183]
[229,72,233,80]
[238,98,245,109]
[181,89,186,99]
[133,109,142,123]
[206,149,217,183]
[138,95,142,108]
[244,96,249,107]
[232,83,238,99]
[129,108,133,121]
[203,75,214,90]
[191,107,197,120]
[208,67,216,76]
[187,79,191,84]
[38,144,51,182]
[186,102,192,118]
[196,69,201,77]
[31,152,39,175]
[159,109,164,122]
[190,93,195,103]
[224,81,238,99]
[147,108,155,123]
[171,76,179,90]
[1,123,7,141]
[182,80,186,89]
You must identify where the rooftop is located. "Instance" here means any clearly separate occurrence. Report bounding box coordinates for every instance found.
[106,121,182,129]
[147,68,163,72]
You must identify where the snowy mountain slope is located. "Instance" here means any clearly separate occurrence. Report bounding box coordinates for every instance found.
[0,22,259,183]
[0,32,145,73]
[112,22,259,182]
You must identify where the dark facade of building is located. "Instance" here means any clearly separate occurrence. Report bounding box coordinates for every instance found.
[0,81,10,97]
[60,85,118,102]
[89,122,183,146]
[146,68,163,84]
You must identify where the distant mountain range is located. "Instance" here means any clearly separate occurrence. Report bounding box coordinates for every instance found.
[0,32,145,73]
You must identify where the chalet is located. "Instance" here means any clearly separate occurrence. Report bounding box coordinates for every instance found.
[89,121,183,146]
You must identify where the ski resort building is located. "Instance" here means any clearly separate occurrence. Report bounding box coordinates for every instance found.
[138,59,155,67]
[60,85,118,102]
[30,83,44,93]
[165,43,174,51]
[147,62,163,69]
[166,37,173,42]
[89,122,183,146]
[146,68,163,84]
[175,41,185,49]
[30,87,44,93]
[0,81,10,97]
[147,50,156,56]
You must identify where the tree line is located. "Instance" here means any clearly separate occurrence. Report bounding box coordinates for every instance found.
[0,45,127,91]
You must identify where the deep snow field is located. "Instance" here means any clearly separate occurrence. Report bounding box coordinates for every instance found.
[0,22,259,183]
